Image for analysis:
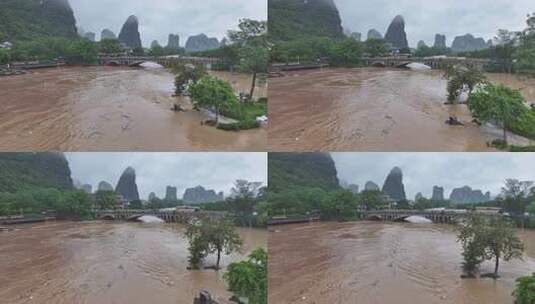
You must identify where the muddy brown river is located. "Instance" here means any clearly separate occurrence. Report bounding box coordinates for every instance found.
[268,221,535,304]
[269,68,535,151]
[0,221,266,304]
[0,66,266,151]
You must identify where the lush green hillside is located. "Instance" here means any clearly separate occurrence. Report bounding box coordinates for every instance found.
[268,0,344,42]
[0,153,74,193]
[268,153,340,193]
[0,0,78,42]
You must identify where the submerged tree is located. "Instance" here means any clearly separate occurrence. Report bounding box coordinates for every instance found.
[468,83,526,144]
[485,217,524,278]
[224,248,267,304]
[189,75,239,122]
[444,65,487,102]
[186,217,242,270]
[172,63,207,95]
[458,214,524,278]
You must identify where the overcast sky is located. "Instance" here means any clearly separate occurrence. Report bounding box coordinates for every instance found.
[66,153,267,200]
[332,153,535,200]
[69,0,266,47]
[336,0,535,47]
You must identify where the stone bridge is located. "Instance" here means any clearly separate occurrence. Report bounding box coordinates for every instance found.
[95,209,227,224]
[98,55,221,69]
[364,57,495,70]
[361,210,502,224]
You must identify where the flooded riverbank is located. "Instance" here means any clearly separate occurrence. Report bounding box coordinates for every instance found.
[268,221,535,304]
[0,221,266,304]
[269,68,535,151]
[0,66,266,151]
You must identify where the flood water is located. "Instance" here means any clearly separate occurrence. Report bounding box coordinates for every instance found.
[268,221,535,304]
[0,66,266,151]
[0,221,267,304]
[269,68,535,151]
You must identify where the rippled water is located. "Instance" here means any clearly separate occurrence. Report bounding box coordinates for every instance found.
[268,221,535,304]
[0,221,266,304]
[269,68,535,151]
[0,66,266,151]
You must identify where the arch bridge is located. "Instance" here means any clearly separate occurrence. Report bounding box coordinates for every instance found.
[364,57,495,70]
[95,209,227,224]
[361,210,502,224]
[98,55,221,70]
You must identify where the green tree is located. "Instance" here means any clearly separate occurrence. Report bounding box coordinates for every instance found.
[224,248,267,304]
[359,190,386,210]
[228,19,267,47]
[173,63,207,95]
[499,179,534,215]
[189,75,240,122]
[99,39,122,54]
[331,38,363,66]
[186,218,243,270]
[129,200,143,209]
[65,39,98,64]
[320,189,358,220]
[514,273,535,304]
[444,65,487,102]
[458,215,524,278]
[364,39,388,57]
[527,201,535,215]
[149,45,165,57]
[237,45,269,100]
[514,13,535,75]
[457,214,490,277]
[485,217,524,277]
[0,48,10,64]
[94,190,117,210]
[468,83,527,144]
[55,190,93,220]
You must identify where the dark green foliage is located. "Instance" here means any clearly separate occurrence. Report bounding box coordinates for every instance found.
[268,0,343,42]
[98,39,122,54]
[0,49,10,64]
[514,273,535,304]
[468,83,531,142]
[189,75,240,121]
[414,45,451,58]
[458,215,524,277]
[8,37,97,64]
[94,190,118,210]
[444,65,487,102]
[186,217,243,270]
[224,248,267,304]
[268,153,340,194]
[0,0,77,42]
[172,63,207,95]
[364,39,389,57]
[0,153,73,193]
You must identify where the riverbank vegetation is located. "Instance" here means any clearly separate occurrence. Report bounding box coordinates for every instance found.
[458,214,524,278]
[224,248,267,304]
[514,273,535,304]
[0,187,93,219]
